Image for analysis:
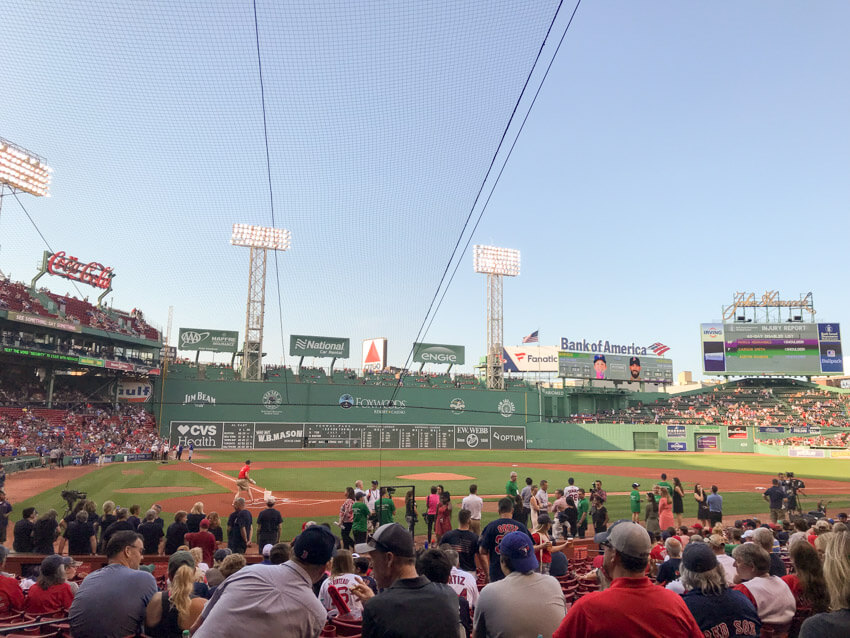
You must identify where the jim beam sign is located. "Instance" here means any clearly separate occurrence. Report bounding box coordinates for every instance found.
[32,250,115,305]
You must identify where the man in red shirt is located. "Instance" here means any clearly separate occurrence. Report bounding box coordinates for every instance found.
[236,460,254,500]
[553,520,703,638]
[185,518,217,565]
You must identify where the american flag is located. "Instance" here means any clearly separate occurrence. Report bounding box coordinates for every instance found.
[522,330,539,344]
[648,342,670,356]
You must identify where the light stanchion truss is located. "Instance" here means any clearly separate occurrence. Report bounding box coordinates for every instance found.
[231,224,291,380]
[473,245,520,390]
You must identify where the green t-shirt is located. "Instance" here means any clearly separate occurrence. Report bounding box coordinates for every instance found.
[506,480,519,498]
[577,497,589,523]
[630,490,641,513]
[658,481,673,497]
[352,501,370,533]
[377,497,396,525]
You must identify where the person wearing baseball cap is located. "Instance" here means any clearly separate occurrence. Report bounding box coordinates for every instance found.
[25,554,76,615]
[184,517,216,566]
[144,550,207,635]
[630,482,642,523]
[191,525,336,637]
[593,354,607,379]
[349,523,462,637]
[708,534,737,585]
[679,542,761,637]
[629,356,641,380]
[474,531,566,637]
[554,520,703,637]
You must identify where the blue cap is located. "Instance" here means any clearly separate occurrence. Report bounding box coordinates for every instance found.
[593,354,606,363]
[499,531,538,573]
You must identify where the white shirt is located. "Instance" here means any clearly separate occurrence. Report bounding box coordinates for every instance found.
[716,553,737,585]
[461,494,484,521]
[536,489,549,510]
[448,566,479,609]
[564,486,580,503]
[319,573,364,618]
[366,488,380,512]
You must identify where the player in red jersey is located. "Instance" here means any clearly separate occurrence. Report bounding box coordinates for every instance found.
[236,460,256,500]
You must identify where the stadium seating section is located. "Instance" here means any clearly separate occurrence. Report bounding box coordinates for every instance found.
[0,278,160,341]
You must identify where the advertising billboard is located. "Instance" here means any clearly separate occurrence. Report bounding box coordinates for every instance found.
[412,343,465,365]
[178,328,239,353]
[700,323,843,376]
[558,351,673,383]
[290,335,350,358]
[502,346,560,372]
[362,338,387,370]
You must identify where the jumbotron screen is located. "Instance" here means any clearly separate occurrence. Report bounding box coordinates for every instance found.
[700,322,843,375]
[558,351,673,383]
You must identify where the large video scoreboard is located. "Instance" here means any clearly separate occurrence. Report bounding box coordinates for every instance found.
[701,322,843,376]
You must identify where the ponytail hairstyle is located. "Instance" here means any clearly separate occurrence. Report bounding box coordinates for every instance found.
[169,564,195,622]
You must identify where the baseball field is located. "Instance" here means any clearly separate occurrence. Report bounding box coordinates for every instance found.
[7,449,850,544]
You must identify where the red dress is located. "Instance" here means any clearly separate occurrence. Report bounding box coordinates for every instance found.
[658,497,674,530]
[435,504,452,537]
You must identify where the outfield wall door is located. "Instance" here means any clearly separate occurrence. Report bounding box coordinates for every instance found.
[633,431,659,451]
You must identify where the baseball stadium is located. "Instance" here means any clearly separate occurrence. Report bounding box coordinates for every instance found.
[1,2,849,637]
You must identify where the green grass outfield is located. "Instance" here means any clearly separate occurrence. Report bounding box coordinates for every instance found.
[14,449,850,543]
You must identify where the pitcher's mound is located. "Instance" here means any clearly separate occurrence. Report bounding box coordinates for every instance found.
[397,472,475,481]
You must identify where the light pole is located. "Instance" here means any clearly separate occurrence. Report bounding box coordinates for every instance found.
[0,138,52,277]
[230,223,291,380]
[473,245,520,390]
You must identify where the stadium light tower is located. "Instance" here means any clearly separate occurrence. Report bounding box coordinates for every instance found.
[230,223,291,380]
[473,245,520,390]
[0,138,52,277]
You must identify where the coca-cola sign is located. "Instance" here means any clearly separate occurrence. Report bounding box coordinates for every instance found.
[46,251,114,290]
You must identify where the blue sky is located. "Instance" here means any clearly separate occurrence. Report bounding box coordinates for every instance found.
[1,1,848,378]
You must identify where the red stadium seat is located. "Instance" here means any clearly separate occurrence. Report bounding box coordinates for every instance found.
[330,617,363,637]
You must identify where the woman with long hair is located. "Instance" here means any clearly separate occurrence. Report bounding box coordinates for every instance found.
[424,485,440,545]
[799,531,850,637]
[98,501,117,550]
[25,554,75,614]
[319,549,364,619]
[673,478,685,527]
[645,492,661,534]
[529,485,541,529]
[33,509,60,554]
[783,541,828,638]
[404,490,418,537]
[186,502,205,533]
[531,514,569,575]
[205,511,223,544]
[658,487,674,531]
[561,495,578,538]
[694,483,710,528]
[435,491,452,543]
[145,551,206,637]
[338,487,355,550]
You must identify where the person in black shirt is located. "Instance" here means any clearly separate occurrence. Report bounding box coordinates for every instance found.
[59,510,97,555]
[439,509,479,573]
[227,499,252,554]
[186,502,206,534]
[207,512,224,544]
[127,504,142,531]
[164,511,189,555]
[138,509,165,555]
[32,509,60,554]
[103,508,135,549]
[97,501,118,552]
[763,479,787,523]
[657,537,682,585]
[12,507,37,553]
[256,498,282,549]
[591,496,609,535]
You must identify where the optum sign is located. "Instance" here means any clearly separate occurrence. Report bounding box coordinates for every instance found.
[412,342,465,365]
